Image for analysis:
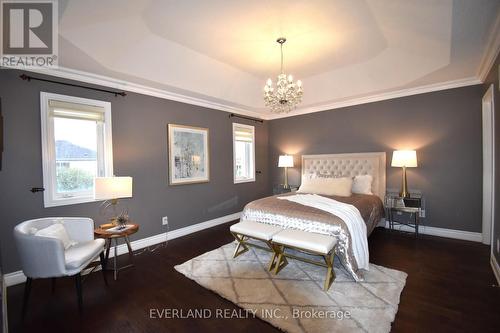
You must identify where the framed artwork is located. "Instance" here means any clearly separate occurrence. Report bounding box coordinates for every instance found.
[168,124,209,185]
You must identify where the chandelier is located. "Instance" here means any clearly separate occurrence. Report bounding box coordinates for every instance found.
[264,37,303,113]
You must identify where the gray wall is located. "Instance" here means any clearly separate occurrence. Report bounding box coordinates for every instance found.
[0,69,269,273]
[0,66,489,273]
[483,53,500,265]
[268,85,484,232]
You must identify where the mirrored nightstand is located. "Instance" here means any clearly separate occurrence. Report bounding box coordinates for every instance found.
[385,194,424,237]
[273,184,299,195]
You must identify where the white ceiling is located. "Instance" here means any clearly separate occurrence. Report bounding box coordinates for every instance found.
[52,0,500,119]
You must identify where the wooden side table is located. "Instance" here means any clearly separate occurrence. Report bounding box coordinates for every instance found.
[94,223,139,280]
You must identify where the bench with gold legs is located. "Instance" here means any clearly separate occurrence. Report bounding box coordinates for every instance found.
[229,221,287,272]
[271,229,337,291]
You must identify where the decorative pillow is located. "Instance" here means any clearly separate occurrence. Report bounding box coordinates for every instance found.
[297,176,353,197]
[34,223,76,249]
[352,174,373,195]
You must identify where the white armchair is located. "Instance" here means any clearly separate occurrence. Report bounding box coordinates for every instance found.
[13,217,107,314]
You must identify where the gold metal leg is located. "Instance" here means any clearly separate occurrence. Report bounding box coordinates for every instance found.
[267,242,287,272]
[273,245,288,275]
[231,233,249,258]
[267,242,278,271]
[322,251,336,291]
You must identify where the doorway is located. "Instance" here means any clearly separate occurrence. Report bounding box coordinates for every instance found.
[482,84,495,245]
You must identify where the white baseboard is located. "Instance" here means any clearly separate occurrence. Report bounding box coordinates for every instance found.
[491,254,500,285]
[381,220,482,242]
[4,212,241,287]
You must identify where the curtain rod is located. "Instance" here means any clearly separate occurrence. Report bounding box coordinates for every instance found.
[19,74,127,97]
[229,113,263,123]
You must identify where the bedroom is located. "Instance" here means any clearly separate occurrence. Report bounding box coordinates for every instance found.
[0,0,499,332]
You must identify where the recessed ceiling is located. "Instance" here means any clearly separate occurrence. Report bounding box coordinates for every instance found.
[52,0,500,118]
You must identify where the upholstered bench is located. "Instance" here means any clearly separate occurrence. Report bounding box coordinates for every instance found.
[230,220,285,271]
[272,229,337,291]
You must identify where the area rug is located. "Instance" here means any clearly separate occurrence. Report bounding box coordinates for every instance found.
[175,242,407,333]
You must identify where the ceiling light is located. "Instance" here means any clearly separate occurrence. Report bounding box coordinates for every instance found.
[264,37,303,114]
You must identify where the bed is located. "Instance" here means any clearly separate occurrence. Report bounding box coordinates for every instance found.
[241,152,386,281]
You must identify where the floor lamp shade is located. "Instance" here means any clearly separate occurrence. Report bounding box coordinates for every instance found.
[391,150,417,198]
[94,177,133,200]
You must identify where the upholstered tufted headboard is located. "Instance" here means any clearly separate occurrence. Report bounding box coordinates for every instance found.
[301,152,387,200]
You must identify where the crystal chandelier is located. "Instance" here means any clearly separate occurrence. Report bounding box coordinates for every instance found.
[264,37,303,113]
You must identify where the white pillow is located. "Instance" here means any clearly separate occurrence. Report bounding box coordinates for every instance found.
[297,176,353,197]
[352,174,373,195]
[34,223,76,249]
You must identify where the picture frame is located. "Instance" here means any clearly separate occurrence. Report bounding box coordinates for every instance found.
[168,124,210,185]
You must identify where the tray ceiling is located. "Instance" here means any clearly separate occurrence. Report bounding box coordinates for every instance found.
[50,0,500,118]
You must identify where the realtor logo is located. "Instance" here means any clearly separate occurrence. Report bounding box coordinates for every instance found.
[1,0,58,67]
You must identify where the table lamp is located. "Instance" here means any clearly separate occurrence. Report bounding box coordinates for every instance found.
[94,176,133,224]
[278,155,294,189]
[391,150,417,198]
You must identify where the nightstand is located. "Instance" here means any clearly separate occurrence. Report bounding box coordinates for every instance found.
[273,184,299,195]
[385,195,423,237]
[94,223,139,280]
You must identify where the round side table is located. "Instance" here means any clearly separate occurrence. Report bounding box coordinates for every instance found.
[94,223,139,280]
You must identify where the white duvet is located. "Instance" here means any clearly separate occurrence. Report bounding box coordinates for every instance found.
[278,194,369,270]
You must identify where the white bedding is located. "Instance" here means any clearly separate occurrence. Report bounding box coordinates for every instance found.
[278,194,369,270]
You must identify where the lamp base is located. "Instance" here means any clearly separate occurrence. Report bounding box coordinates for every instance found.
[283,167,289,189]
[399,191,411,198]
[399,166,410,198]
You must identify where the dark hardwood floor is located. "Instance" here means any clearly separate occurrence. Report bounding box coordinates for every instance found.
[7,223,500,333]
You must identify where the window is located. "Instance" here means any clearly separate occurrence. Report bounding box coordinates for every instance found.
[40,92,113,207]
[233,123,255,183]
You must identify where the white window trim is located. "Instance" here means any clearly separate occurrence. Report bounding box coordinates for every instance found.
[232,122,256,184]
[40,92,113,207]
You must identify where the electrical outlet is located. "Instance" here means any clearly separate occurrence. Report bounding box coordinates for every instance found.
[419,209,426,218]
[162,216,168,226]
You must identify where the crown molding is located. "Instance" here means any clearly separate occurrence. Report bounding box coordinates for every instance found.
[5,66,484,122]
[477,12,500,82]
[10,65,266,120]
[266,77,482,120]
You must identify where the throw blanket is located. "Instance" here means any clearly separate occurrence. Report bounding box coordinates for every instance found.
[278,194,369,270]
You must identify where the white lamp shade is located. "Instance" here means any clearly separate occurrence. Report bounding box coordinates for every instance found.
[94,177,133,200]
[391,150,418,167]
[278,155,294,168]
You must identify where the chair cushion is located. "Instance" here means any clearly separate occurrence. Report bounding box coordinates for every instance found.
[34,223,76,249]
[272,229,337,255]
[65,239,105,270]
[230,220,283,241]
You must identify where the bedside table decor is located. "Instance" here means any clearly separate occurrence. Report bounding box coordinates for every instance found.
[273,184,299,195]
[391,150,417,198]
[278,155,294,189]
[94,176,133,225]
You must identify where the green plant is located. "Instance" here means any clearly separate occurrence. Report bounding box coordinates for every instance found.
[56,167,94,192]
[116,214,128,226]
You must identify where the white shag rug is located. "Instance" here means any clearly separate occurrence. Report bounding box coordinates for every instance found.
[175,242,407,333]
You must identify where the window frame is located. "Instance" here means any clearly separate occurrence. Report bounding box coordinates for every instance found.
[40,92,113,207]
[232,122,256,184]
